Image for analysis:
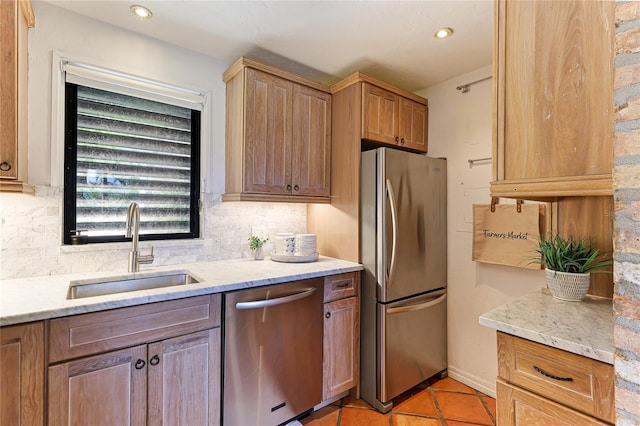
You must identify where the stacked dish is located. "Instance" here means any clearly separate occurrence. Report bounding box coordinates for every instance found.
[270,233,319,263]
[295,234,317,256]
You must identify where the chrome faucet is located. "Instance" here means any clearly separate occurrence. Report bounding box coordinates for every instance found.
[125,202,154,272]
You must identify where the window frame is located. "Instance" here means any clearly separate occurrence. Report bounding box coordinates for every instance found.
[62,81,202,245]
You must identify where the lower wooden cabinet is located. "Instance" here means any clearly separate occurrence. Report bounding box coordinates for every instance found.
[0,321,45,426]
[47,295,222,425]
[48,329,220,425]
[496,332,614,425]
[497,380,609,426]
[148,329,221,425]
[322,272,360,401]
[48,345,148,425]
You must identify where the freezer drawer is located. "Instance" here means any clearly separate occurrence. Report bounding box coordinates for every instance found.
[223,280,323,426]
[378,289,447,403]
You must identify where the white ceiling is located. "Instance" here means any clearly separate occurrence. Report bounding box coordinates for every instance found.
[41,0,494,92]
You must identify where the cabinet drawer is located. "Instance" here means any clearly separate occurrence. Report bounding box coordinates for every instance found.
[496,380,609,425]
[497,332,614,423]
[49,294,221,363]
[324,272,359,302]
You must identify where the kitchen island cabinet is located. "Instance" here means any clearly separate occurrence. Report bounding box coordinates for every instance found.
[0,321,44,426]
[491,0,614,199]
[0,0,35,193]
[223,57,331,203]
[497,332,613,425]
[480,289,614,425]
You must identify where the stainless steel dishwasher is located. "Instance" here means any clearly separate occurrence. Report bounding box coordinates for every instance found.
[223,278,323,426]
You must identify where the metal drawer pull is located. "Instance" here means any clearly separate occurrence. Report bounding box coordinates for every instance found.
[0,162,11,171]
[149,354,160,366]
[335,282,350,289]
[135,359,146,370]
[533,365,574,382]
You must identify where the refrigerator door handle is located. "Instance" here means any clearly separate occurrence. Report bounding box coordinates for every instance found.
[387,293,447,315]
[386,178,398,288]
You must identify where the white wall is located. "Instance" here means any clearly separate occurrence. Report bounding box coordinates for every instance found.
[0,3,306,280]
[418,66,545,396]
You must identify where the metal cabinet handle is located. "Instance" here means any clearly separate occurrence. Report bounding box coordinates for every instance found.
[0,162,12,172]
[287,184,292,191]
[236,288,317,310]
[335,282,350,289]
[400,137,405,145]
[135,359,146,370]
[293,184,299,191]
[394,136,399,144]
[325,311,331,319]
[149,354,160,366]
[533,365,573,382]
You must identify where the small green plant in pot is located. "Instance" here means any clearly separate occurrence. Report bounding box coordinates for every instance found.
[248,236,269,260]
[534,233,611,302]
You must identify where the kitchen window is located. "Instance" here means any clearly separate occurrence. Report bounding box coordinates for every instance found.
[62,63,203,245]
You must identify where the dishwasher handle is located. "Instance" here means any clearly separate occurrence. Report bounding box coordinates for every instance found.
[235,287,317,310]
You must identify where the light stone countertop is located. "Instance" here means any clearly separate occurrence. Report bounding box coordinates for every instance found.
[479,288,614,364]
[0,256,362,327]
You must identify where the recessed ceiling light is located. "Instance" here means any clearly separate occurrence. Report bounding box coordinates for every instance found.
[130,5,153,19]
[434,27,454,39]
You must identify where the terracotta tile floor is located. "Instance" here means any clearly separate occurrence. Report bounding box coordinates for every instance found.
[301,377,496,426]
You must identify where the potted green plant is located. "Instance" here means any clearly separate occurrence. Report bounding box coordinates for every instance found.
[248,236,269,260]
[533,233,611,301]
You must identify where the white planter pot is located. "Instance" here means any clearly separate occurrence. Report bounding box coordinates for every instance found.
[545,269,590,302]
[253,246,264,260]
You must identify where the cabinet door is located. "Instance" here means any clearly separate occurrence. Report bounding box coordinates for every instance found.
[398,97,427,153]
[148,328,221,426]
[496,380,609,426]
[323,297,359,400]
[493,0,614,198]
[362,83,398,146]
[244,68,292,195]
[1,322,44,426]
[291,84,331,197]
[48,345,147,425]
[0,0,18,180]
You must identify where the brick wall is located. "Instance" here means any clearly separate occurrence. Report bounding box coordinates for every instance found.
[613,1,640,424]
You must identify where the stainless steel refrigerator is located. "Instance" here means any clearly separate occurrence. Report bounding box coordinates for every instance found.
[360,147,447,413]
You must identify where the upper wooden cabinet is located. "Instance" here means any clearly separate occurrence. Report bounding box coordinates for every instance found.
[491,0,614,199]
[307,72,428,262]
[362,81,428,153]
[223,57,331,203]
[0,0,34,194]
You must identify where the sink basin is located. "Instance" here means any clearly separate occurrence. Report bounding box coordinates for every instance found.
[67,270,200,299]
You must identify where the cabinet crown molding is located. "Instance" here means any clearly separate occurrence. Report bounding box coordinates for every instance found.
[330,71,427,105]
[222,56,330,93]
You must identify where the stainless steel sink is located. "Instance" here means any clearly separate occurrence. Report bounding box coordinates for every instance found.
[67,270,200,299]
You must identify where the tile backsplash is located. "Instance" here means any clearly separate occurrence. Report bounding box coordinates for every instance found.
[0,186,306,280]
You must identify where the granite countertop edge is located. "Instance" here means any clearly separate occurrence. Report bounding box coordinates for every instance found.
[479,288,614,365]
[0,256,363,327]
